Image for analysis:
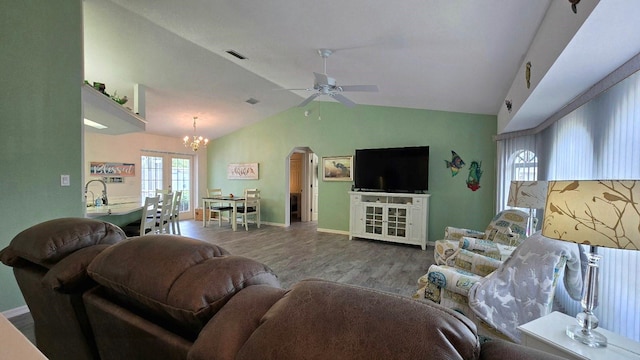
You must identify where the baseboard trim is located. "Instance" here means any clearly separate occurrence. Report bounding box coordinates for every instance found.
[2,305,29,319]
[260,221,285,227]
[317,228,349,236]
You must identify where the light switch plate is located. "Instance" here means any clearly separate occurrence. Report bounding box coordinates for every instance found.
[61,174,70,186]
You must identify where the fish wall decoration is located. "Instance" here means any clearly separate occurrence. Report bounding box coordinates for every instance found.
[466,160,483,191]
[445,151,465,177]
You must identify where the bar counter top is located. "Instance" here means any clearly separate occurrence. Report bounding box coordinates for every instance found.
[85,202,143,218]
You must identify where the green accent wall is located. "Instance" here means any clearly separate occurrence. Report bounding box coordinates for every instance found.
[208,103,497,241]
[0,0,84,312]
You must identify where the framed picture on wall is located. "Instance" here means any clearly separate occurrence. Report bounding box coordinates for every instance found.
[322,156,353,181]
[227,163,259,180]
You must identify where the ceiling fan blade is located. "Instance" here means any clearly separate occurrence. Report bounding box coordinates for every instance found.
[313,72,329,85]
[277,87,312,91]
[331,93,356,108]
[339,85,379,92]
[298,93,321,107]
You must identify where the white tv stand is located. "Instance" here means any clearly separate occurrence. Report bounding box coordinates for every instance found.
[349,191,430,250]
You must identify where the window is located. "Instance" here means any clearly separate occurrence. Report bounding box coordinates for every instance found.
[141,155,163,199]
[512,150,538,181]
[171,158,191,212]
[495,134,538,211]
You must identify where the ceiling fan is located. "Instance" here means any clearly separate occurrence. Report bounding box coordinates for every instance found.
[288,49,379,108]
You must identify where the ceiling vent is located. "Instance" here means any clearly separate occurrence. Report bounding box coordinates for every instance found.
[245,98,259,105]
[226,50,247,60]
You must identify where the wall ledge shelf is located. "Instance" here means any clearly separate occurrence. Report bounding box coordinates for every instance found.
[82,84,146,135]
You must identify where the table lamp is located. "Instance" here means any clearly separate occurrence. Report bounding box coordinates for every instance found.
[541,180,640,348]
[507,180,548,236]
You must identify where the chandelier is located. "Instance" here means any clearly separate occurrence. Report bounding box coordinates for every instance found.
[183,116,209,151]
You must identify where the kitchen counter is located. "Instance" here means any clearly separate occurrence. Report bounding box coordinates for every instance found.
[85,202,143,218]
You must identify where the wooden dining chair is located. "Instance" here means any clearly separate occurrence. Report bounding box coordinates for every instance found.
[156,192,173,234]
[206,188,232,226]
[236,188,257,213]
[237,189,260,231]
[123,196,159,237]
[169,190,182,235]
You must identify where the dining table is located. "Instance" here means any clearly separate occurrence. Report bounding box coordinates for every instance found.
[202,196,245,231]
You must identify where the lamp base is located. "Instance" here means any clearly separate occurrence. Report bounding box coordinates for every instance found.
[566,325,607,348]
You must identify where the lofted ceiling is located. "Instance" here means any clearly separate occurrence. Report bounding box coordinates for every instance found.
[82,0,640,140]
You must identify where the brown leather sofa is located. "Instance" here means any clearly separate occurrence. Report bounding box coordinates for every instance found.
[1,218,567,360]
[0,218,127,359]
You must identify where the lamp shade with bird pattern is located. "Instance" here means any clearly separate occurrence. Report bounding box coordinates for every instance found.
[507,181,548,210]
[542,180,640,251]
[541,180,640,347]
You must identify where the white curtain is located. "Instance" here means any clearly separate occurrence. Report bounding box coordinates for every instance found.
[496,69,640,341]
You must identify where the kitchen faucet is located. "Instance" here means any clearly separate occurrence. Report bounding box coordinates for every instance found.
[85,179,108,206]
[86,190,95,207]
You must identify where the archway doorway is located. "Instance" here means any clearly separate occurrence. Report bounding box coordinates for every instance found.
[285,147,318,226]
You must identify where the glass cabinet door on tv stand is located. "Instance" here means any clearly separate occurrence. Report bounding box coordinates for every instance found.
[363,204,408,238]
[364,204,385,235]
[349,191,430,250]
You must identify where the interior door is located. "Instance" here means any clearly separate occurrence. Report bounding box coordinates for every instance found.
[303,152,319,222]
[289,153,302,220]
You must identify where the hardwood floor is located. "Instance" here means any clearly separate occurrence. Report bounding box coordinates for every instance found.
[181,219,435,295]
[9,219,435,344]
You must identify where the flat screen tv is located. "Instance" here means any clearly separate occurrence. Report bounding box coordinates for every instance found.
[354,146,429,193]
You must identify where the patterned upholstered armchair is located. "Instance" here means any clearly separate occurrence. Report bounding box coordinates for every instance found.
[434,209,529,266]
[415,232,584,343]
[415,247,506,337]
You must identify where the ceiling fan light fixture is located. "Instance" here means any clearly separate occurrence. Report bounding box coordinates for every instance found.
[318,48,333,58]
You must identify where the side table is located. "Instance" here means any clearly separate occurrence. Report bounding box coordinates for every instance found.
[0,314,47,359]
[518,311,640,360]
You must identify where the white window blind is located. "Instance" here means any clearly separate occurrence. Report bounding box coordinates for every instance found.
[497,69,640,341]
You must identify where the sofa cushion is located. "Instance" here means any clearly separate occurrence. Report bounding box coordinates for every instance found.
[1,218,126,268]
[87,235,280,333]
[426,264,482,297]
[42,244,111,292]
[454,249,502,277]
